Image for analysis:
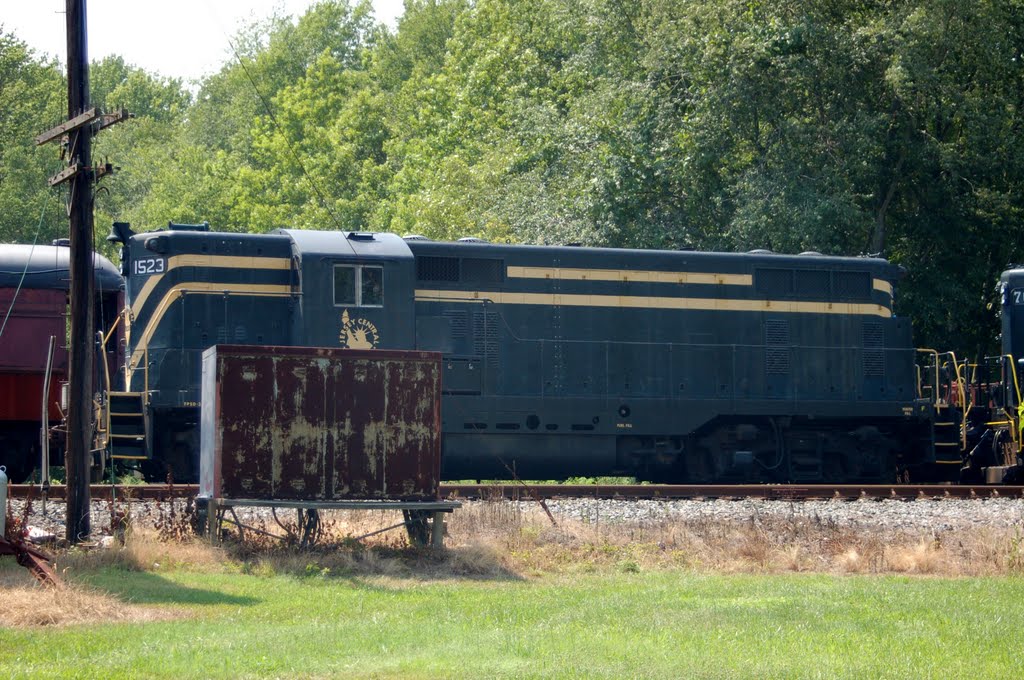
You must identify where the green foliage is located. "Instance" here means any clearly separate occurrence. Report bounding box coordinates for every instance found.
[116,472,145,486]
[4,0,1024,352]
[563,476,636,485]
[0,31,66,244]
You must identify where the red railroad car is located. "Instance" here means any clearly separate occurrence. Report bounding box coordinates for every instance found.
[0,243,122,481]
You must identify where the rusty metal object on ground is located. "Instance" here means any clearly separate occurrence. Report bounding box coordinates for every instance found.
[199,345,443,502]
[0,537,59,586]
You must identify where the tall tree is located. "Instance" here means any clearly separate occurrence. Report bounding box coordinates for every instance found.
[0,30,66,244]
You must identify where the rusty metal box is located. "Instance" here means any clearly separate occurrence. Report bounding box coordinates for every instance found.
[199,345,442,501]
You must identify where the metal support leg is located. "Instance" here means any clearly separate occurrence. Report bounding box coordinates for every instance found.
[431,510,445,548]
[207,500,220,544]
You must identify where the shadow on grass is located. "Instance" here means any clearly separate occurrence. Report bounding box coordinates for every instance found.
[77,570,261,607]
[222,542,526,584]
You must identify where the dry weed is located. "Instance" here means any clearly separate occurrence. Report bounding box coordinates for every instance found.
[0,567,180,628]
[57,527,222,574]
[442,500,1024,578]
[12,498,1022,614]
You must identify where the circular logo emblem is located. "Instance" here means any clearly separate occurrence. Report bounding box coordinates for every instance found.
[339,309,379,349]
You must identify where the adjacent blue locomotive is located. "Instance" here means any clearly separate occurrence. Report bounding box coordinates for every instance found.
[106,222,944,483]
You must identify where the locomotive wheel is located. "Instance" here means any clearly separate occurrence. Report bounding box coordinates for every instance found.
[993,429,1014,467]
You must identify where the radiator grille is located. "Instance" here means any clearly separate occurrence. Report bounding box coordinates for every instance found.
[461,258,504,283]
[795,270,830,296]
[835,271,871,299]
[755,268,793,296]
[417,256,459,282]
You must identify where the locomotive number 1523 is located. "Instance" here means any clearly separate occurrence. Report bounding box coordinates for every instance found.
[133,258,165,275]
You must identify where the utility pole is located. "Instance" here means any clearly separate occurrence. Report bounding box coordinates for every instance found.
[35,0,130,544]
[63,0,93,544]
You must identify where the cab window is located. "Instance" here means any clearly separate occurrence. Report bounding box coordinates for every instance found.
[333,265,356,305]
[362,267,383,306]
[334,264,383,307]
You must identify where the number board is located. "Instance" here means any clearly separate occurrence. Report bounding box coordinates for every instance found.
[133,257,165,276]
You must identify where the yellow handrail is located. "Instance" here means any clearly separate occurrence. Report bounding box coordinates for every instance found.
[101,333,111,442]
[97,306,150,455]
[916,349,966,405]
[965,362,978,414]
[96,313,121,458]
[944,351,967,450]
[1005,354,1022,406]
[916,348,968,450]
[102,308,123,346]
[1005,355,1022,462]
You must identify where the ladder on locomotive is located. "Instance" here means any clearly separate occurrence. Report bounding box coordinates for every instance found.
[104,392,147,460]
[917,350,967,470]
[917,350,1023,474]
[968,355,1023,468]
[95,312,149,465]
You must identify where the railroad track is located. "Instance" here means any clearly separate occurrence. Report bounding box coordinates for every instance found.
[7,483,1024,501]
[445,483,1024,500]
[7,484,198,501]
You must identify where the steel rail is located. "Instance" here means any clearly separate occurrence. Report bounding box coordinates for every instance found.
[7,483,1024,501]
[442,483,1024,500]
[7,484,198,501]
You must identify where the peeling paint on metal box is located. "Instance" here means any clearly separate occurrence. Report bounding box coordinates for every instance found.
[199,345,442,501]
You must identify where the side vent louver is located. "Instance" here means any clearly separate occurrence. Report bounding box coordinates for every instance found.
[862,322,885,377]
[765,319,790,375]
[442,310,469,339]
[473,311,500,367]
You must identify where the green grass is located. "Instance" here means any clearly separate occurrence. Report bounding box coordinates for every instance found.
[2,569,1022,679]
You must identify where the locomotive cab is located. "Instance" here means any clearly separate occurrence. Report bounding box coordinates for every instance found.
[1000,268,1024,373]
[993,268,1024,481]
[113,222,296,479]
[275,230,415,351]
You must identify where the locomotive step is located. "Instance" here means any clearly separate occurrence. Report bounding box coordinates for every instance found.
[105,392,147,459]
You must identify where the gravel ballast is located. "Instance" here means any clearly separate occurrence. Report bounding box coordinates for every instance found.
[8,495,1024,541]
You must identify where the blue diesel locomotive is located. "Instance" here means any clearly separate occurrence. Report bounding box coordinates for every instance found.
[103,221,953,484]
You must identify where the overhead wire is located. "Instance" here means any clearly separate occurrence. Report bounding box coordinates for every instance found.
[0,200,51,342]
[204,2,346,232]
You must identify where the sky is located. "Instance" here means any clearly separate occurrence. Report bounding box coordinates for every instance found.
[1,0,406,83]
